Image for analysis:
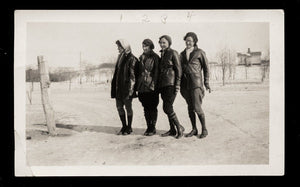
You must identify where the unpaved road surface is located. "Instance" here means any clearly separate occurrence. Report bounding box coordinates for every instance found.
[26,81,269,165]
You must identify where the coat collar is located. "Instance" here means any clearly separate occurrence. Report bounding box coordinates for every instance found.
[159,47,171,53]
[143,50,155,57]
[182,46,198,62]
[183,45,198,53]
[141,50,154,64]
[117,51,131,68]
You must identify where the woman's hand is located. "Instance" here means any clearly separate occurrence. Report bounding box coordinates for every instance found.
[205,84,211,93]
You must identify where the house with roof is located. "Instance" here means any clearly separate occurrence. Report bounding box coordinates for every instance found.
[237,48,262,66]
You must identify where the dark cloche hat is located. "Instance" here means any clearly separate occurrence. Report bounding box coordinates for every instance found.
[159,35,172,46]
[142,39,155,49]
[184,32,198,45]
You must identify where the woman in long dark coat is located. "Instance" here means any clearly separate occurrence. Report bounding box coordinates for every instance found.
[136,39,160,136]
[158,35,185,139]
[180,32,211,138]
[111,39,138,135]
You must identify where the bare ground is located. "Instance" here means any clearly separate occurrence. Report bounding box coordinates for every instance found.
[25,81,269,166]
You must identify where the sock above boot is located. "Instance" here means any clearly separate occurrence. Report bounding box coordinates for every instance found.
[197,113,208,138]
[126,115,133,134]
[188,111,197,129]
[197,113,207,130]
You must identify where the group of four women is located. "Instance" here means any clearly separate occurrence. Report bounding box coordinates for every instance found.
[111,32,211,139]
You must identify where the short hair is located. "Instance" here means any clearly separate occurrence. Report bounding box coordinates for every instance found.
[159,35,172,46]
[184,32,198,46]
[142,39,154,50]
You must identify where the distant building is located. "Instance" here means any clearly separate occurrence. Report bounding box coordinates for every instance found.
[237,48,262,66]
[74,65,114,84]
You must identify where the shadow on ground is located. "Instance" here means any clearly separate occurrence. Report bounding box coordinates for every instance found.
[26,128,73,141]
[30,123,166,136]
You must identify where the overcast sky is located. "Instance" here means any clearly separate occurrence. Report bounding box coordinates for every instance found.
[26,22,269,68]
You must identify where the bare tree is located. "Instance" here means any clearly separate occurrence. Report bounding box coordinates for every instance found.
[26,68,33,104]
[228,49,237,80]
[79,52,83,84]
[64,68,78,90]
[245,58,250,80]
[66,70,78,90]
[26,84,33,104]
[50,67,79,90]
[26,68,39,104]
[216,46,229,86]
[84,64,97,83]
[261,48,270,82]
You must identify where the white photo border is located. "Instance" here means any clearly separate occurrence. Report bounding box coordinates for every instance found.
[14,9,284,176]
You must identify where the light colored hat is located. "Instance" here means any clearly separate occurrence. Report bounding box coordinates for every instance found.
[159,35,172,46]
[116,39,131,54]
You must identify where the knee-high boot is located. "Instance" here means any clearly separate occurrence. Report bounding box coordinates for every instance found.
[124,115,133,135]
[147,110,157,136]
[161,115,176,137]
[117,114,127,135]
[170,113,185,139]
[144,110,151,136]
[198,113,208,138]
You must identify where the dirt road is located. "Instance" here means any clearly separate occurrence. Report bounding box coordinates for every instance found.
[26,81,269,165]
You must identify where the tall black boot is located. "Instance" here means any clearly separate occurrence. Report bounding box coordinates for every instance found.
[147,110,157,136]
[124,115,133,135]
[171,114,185,139]
[161,116,176,137]
[185,111,198,137]
[198,113,208,138]
[144,110,151,136]
[117,114,127,135]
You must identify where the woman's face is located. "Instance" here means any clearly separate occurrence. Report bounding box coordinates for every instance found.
[159,38,169,50]
[185,36,195,49]
[142,44,151,53]
[117,45,124,54]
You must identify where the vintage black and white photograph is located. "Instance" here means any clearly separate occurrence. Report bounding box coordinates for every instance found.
[14,10,284,176]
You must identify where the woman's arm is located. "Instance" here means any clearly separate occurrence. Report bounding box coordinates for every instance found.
[172,50,182,94]
[200,50,211,92]
[151,54,160,90]
[128,56,137,96]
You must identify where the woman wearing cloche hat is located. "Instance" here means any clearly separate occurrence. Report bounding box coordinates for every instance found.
[158,35,185,139]
[136,39,160,136]
[180,32,211,139]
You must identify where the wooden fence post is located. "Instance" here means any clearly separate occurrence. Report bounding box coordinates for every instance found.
[37,56,57,136]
